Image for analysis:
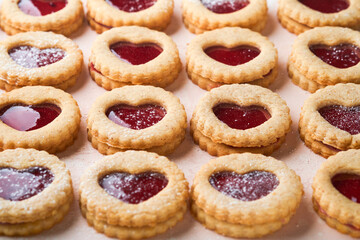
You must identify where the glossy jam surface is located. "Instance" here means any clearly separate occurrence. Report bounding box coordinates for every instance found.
[205,45,260,66]
[201,0,249,14]
[9,46,66,68]
[106,0,156,12]
[18,0,67,16]
[106,104,166,130]
[0,167,54,201]
[310,44,360,69]
[332,173,360,203]
[0,104,61,131]
[213,103,271,130]
[299,0,349,13]
[99,172,168,204]
[209,171,279,201]
[319,105,360,135]
[110,42,162,65]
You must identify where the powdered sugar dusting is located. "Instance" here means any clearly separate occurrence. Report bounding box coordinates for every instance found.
[201,0,249,14]
[106,0,156,13]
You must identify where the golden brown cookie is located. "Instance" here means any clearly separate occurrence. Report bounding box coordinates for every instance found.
[191,153,303,238]
[0,148,73,236]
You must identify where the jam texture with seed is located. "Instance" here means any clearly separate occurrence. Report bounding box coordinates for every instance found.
[18,0,67,16]
[205,45,260,66]
[201,0,249,14]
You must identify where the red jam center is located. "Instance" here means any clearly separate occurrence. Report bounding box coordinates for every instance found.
[201,0,249,14]
[106,104,166,130]
[319,105,360,135]
[99,172,168,204]
[0,104,61,131]
[106,0,156,12]
[110,42,162,65]
[213,103,271,130]
[9,46,66,68]
[0,167,54,201]
[332,173,360,203]
[310,44,360,69]
[209,171,279,201]
[299,0,349,13]
[18,0,67,16]
[205,45,260,66]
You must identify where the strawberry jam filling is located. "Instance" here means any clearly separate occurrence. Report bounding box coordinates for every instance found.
[110,42,162,65]
[213,103,271,130]
[318,105,360,135]
[106,104,166,130]
[0,167,54,201]
[209,171,279,201]
[310,44,360,69]
[332,173,360,203]
[18,0,67,16]
[205,45,260,66]
[201,0,249,14]
[299,0,349,14]
[99,172,168,204]
[106,0,156,12]
[9,46,66,68]
[0,104,61,131]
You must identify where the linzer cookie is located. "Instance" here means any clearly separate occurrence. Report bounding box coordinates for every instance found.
[186,27,278,90]
[87,85,187,155]
[0,32,83,91]
[190,84,291,156]
[288,27,360,93]
[278,0,360,35]
[299,84,360,158]
[182,0,267,34]
[313,149,360,237]
[87,0,173,33]
[0,0,84,36]
[79,151,189,239]
[0,86,81,153]
[191,153,303,238]
[0,148,73,236]
[89,26,181,90]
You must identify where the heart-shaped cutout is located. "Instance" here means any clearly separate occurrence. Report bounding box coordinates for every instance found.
[332,173,360,203]
[201,0,249,14]
[0,103,61,131]
[318,105,360,135]
[9,45,66,68]
[205,45,260,66]
[213,103,271,130]
[99,172,168,204]
[0,167,54,201]
[106,104,166,130]
[110,42,162,65]
[18,0,67,16]
[209,171,279,201]
[106,0,156,12]
[299,0,349,13]
[310,44,360,69]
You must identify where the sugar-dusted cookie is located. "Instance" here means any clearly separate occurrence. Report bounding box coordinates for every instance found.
[79,151,189,239]
[0,0,84,36]
[191,153,303,238]
[0,148,73,236]
[190,84,291,156]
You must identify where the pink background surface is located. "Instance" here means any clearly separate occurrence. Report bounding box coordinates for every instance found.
[0,0,354,239]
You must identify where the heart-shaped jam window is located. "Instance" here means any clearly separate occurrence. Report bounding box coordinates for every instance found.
[0,167,54,201]
[99,172,168,204]
[318,105,360,135]
[106,0,156,12]
[18,0,67,16]
[205,45,260,66]
[201,0,249,14]
[332,173,360,203]
[9,45,66,69]
[0,104,61,131]
[213,103,271,130]
[310,44,360,69]
[299,0,349,13]
[106,104,166,130]
[110,42,162,65]
[209,171,279,201]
